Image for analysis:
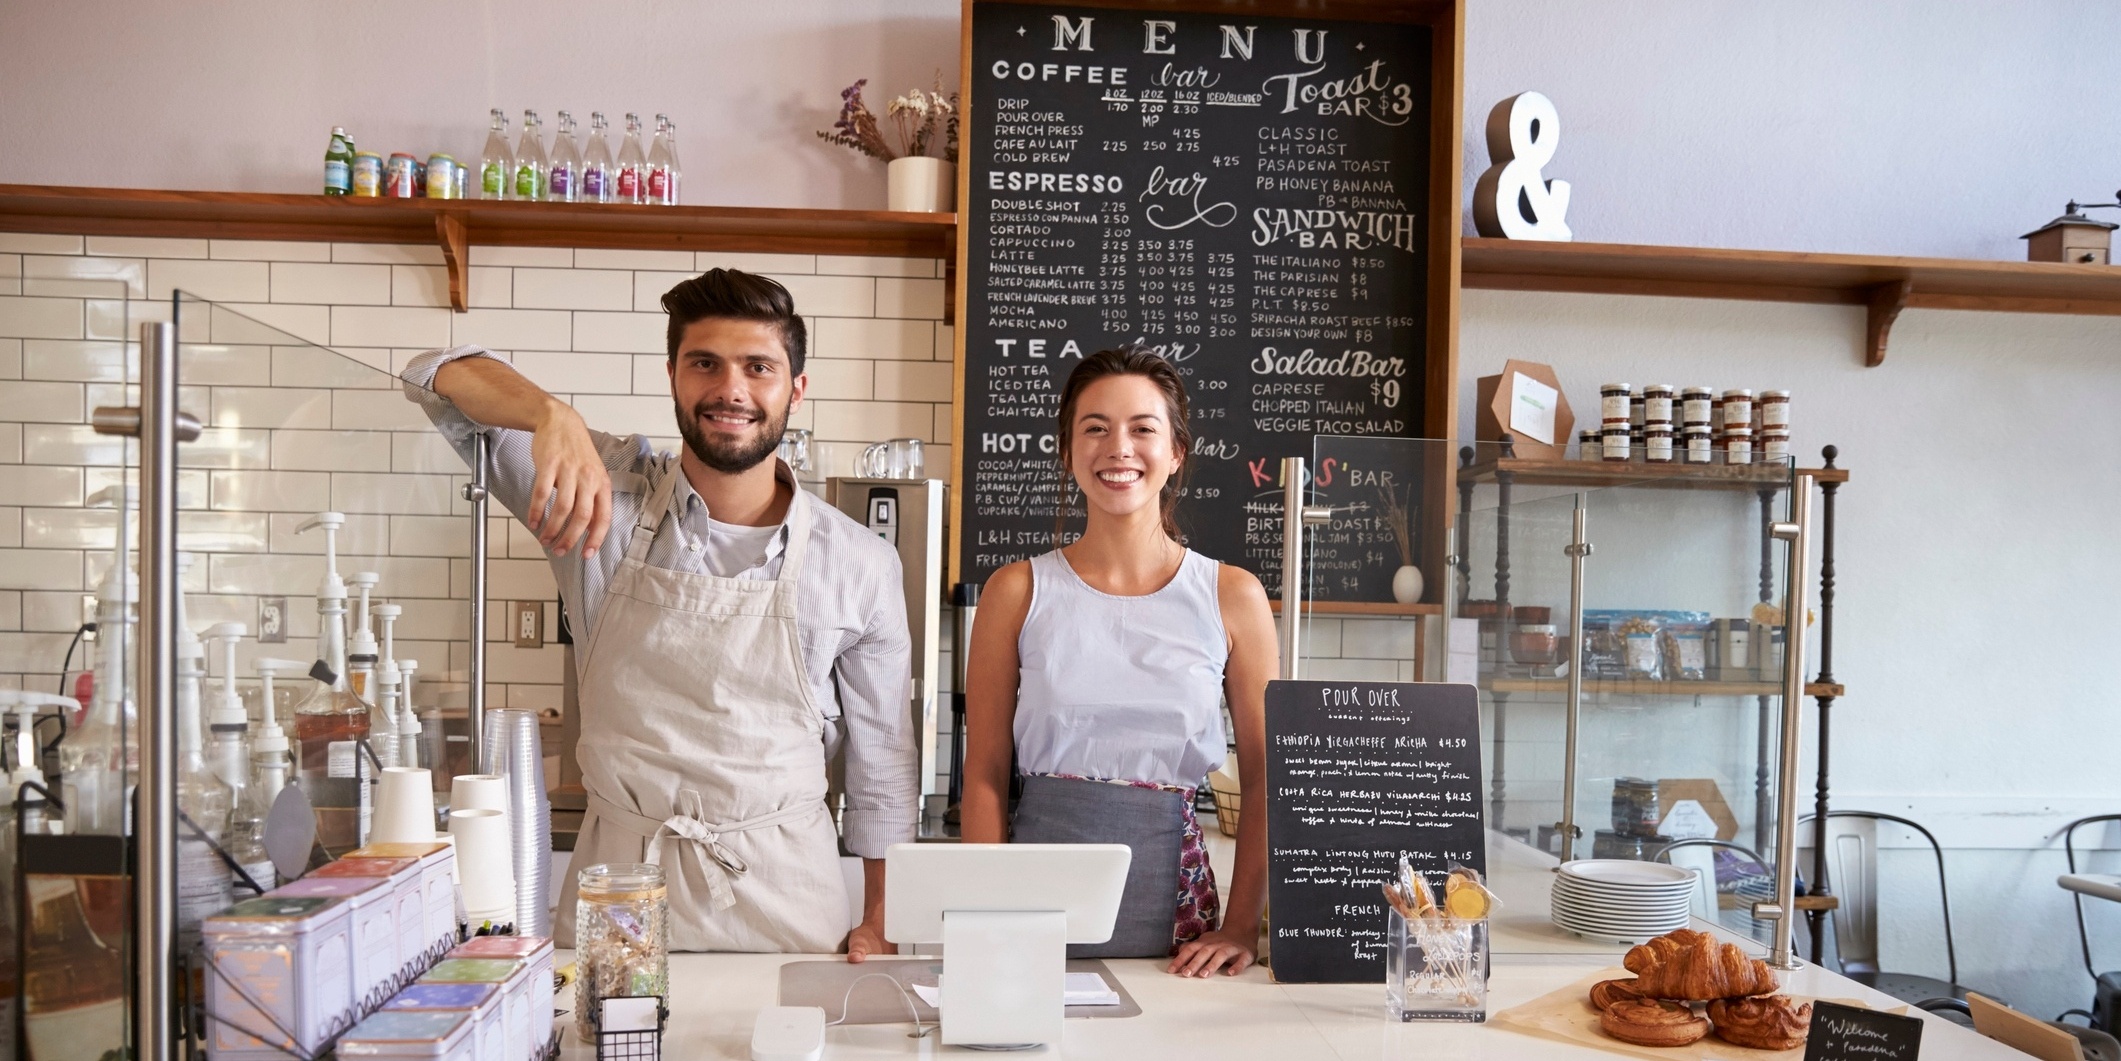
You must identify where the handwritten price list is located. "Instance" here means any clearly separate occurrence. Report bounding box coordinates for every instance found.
[1264,681,1483,983]
[961,4,1433,593]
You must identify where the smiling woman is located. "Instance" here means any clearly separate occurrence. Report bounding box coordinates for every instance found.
[960,346,1281,979]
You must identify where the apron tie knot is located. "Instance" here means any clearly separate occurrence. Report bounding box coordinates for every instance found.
[585,790,830,917]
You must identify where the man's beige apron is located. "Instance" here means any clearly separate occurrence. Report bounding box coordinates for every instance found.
[554,464,849,953]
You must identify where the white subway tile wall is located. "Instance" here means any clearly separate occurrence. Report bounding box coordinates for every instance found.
[0,236,976,732]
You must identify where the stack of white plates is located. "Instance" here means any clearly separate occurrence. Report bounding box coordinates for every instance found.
[1550,859,1697,944]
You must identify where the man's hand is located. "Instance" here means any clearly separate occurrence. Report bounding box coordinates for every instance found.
[528,403,612,558]
[846,918,895,963]
[1166,928,1257,978]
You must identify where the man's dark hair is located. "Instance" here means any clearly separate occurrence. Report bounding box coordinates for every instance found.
[660,268,807,375]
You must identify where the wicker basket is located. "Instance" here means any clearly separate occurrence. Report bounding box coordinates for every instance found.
[1207,770,1242,838]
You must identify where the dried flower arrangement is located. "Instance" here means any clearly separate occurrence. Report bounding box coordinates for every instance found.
[1377,482,1416,568]
[817,74,959,163]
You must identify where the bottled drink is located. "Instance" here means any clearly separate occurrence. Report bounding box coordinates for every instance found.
[514,109,548,202]
[173,557,234,951]
[324,127,354,196]
[648,114,682,205]
[550,111,582,203]
[206,624,274,890]
[291,514,370,853]
[582,112,614,204]
[616,112,647,204]
[478,109,513,201]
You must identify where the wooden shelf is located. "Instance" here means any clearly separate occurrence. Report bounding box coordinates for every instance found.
[0,184,956,313]
[1487,677,1846,698]
[1461,236,2121,365]
[1459,457,1849,488]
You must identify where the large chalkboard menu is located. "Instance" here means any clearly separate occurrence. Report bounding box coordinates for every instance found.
[955,1,1439,597]
[1264,680,1484,984]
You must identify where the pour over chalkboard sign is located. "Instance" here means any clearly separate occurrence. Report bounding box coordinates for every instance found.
[951,0,1462,599]
[1803,1001,1924,1061]
[1264,680,1483,983]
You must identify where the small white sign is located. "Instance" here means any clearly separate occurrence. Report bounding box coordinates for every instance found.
[1659,799,1719,841]
[1508,372,1560,445]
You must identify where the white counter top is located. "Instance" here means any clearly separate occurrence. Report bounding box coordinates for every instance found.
[549,837,2023,1060]
[549,950,2020,1060]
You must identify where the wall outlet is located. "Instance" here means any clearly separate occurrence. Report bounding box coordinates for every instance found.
[257,596,288,643]
[512,601,545,649]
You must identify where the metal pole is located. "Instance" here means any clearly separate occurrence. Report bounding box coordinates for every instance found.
[1279,457,1306,681]
[1557,503,1592,862]
[134,320,178,1061]
[466,433,489,770]
[1760,472,1816,969]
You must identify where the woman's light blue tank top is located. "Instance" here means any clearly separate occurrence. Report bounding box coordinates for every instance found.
[1013,548,1229,788]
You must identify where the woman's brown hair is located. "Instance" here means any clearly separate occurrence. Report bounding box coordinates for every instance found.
[1054,345,1194,542]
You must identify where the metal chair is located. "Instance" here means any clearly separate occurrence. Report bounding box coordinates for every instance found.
[1652,838,1771,926]
[1798,810,1973,1004]
[2060,813,2121,1036]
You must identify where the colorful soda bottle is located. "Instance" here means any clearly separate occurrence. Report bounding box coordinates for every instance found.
[514,109,548,202]
[479,109,513,200]
[324,127,354,195]
[616,112,646,204]
[582,112,613,203]
[549,111,581,203]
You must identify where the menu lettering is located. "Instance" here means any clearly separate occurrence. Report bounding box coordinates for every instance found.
[1264,680,1483,983]
[959,3,1433,595]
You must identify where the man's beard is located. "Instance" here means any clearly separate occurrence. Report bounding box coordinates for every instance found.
[675,399,790,474]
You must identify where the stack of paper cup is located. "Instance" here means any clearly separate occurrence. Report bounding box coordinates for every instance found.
[449,808,516,926]
[451,774,509,816]
[371,767,437,843]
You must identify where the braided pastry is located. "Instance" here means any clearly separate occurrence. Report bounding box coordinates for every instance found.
[1623,929,1779,1000]
[1599,998,1710,1047]
[1708,995,1812,1051]
[1588,978,1646,1011]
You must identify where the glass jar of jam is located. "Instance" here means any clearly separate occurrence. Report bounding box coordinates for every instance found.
[1761,389,1791,428]
[1600,383,1632,424]
[1645,425,1674,463]
[1724,427,1755,465]
[1681,387,1713,425]
[1643,384,1675,424]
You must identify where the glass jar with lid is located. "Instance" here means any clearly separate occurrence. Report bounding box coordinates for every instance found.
[1723,427,1755,465]
[1683,426,1714,464]
[1760,390,1791,429]
[1680,387,1713,426]
[1599,383,1632,423]
[1721,389,1755,433]
[1645,425,1674,463]
[575,862,669,1043]
[1643,384,1675,424]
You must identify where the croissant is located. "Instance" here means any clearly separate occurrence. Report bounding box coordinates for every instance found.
[1622,929,1778,1000]
[1709,995,1812,1051]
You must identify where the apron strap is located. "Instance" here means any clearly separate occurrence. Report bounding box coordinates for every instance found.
[624,461,687,563]
[776,486,814,583]
[586,790,827,912]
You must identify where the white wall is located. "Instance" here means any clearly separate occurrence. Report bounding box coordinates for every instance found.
[2,0,2118,1019]
[0,0,961,208]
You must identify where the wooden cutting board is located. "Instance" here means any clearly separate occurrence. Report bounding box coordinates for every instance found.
[1492,967,1903,1061]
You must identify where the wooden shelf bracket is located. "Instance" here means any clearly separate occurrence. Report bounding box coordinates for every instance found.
[1864,278,1912,367]
[435,213,470,313]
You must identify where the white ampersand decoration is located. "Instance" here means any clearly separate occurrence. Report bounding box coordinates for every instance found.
[1473,91,1572,241]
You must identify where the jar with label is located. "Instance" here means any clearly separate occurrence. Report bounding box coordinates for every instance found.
[1600,383,1632,423]
[1645,424,1674,463]
[1722,389,1754,433]
[1724,427,1754,465]
[1681,387,1713,426]
[1643,384,1675,423]
[1762,428,1791,463]
[1601,425,1631,462]
[1577,429,1602,461]
[1761,389,1791,429]
[1684,427,1713,464]
[575,862,668,1043]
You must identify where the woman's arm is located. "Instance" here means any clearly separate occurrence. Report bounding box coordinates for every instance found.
[959,562,1034,844]
[1168,564,1278,977]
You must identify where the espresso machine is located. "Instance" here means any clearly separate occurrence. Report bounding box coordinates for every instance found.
[828,476,948,814]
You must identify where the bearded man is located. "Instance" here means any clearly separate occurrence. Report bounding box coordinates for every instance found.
[402,269,913,958]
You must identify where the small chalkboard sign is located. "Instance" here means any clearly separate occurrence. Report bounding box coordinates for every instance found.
[1264,680,1483,984]
[1803,1000,1925,1061]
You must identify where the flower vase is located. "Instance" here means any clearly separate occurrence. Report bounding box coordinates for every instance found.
[887,156,954,212]
[1392,565,1425,605]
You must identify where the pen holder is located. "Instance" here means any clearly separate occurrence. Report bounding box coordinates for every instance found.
[1385,909,1488,1022]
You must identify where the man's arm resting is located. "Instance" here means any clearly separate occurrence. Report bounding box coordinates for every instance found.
[430,358,613,557]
